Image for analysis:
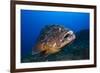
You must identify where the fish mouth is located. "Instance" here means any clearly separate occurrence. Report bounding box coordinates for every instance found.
[59,30,75,49]
[63,30,76,42]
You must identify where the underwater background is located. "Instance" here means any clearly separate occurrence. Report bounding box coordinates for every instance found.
[21,10,90,63]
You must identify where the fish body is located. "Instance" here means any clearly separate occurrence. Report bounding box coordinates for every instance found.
[32,25,76,55]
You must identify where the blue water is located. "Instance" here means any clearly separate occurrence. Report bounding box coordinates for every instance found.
[21,10,90,58]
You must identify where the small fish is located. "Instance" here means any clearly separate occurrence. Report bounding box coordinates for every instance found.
[32,25,76,55]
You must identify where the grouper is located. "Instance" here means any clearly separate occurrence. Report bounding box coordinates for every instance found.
[32,25,76,56]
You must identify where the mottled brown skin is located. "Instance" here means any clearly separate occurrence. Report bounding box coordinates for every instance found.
[32,25,76,55]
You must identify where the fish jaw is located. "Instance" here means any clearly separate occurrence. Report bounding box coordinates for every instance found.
[60,30,76,48]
